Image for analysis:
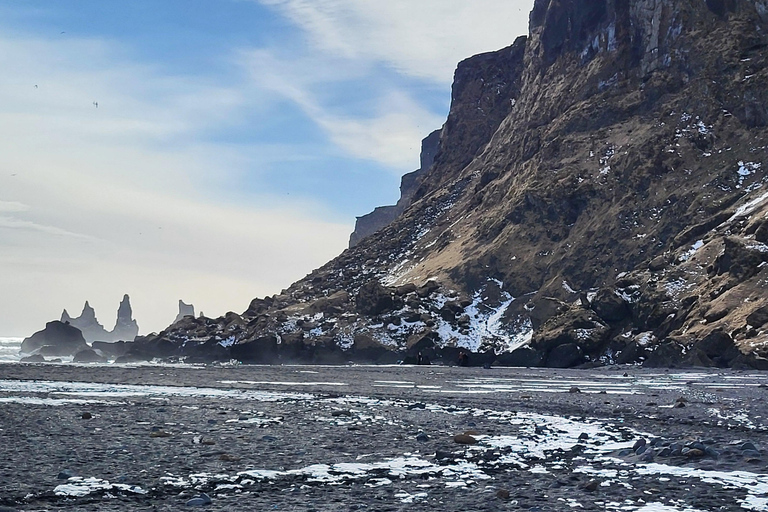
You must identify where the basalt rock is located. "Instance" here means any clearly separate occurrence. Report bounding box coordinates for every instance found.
[59,295,139,343]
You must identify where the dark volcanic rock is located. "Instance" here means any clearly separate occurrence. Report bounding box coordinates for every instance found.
[73,348,107,363]
[355,281,401,316]
[111,294,139,341]
[174,300,195,323]
[118,0,768,368]
[230,336,279,364]
[20,321,88,357]
[61,302,109,343]
[495,346,545,367]
[546,343,585,368]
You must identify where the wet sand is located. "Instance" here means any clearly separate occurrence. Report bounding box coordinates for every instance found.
[1,363,768,511]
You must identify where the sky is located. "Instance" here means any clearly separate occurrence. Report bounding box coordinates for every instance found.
[0,0,533,337]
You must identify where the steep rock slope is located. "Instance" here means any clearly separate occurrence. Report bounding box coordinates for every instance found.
[137,0,768,368]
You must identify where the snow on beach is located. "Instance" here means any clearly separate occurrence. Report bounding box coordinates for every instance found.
[1,365,768,511]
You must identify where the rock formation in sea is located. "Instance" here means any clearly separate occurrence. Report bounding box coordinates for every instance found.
[20,321,89,357]
[130,0,768,368]
[59,295,139,343]
[61,301,110,343]
[111,294,139,341]
[174,300,195,323]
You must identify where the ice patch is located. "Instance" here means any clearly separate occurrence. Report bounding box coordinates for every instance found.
[54,477,146,497]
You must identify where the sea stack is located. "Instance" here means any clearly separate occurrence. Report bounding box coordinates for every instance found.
[111,294,139,341]
[174,300,195,323]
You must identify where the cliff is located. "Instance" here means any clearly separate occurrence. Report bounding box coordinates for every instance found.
[349,129,442,247]
[133,0,768,368]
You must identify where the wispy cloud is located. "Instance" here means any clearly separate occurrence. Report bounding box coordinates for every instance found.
[0,200,29,213]
[242,49,442,169]
[0,31,351,335]
[257,0,531,84]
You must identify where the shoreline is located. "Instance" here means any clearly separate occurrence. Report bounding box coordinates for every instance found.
[1,364,768,511]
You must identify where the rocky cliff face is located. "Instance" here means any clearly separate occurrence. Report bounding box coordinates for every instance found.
[349,129,442,247]
[135,0,768,368]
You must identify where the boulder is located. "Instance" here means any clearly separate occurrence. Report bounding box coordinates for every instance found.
[546,343,584,368]
[91,340,131,359]
[590,289,630,324]
[525,297,567,330]
[695,329,741,367]
[307,290,350,316]
[532,307,610,355]
[73,349,107,363]
[747,305,768,328]
[355,281,401,316]
[495,346,544,367]
[711,238,768,280]
[20,321,88,356]
[643,342,686,368]
[20,354,46,363]
[350,333,398,363]
[230,335,279,363]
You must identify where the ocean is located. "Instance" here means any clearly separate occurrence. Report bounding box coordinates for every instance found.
[0,337,22,362]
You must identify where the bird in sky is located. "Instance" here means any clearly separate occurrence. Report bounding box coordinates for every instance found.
[34,85,38,89]
[93,101,98,108]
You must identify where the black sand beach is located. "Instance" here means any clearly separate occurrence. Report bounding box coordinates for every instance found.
[1,363,768,511]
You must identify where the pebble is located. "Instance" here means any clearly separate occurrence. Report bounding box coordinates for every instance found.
[331,410,352,417]
[496,489,510,500]
[741,442,758,452]
[81,412,92,420]
[581,480,599,492]
[633,439,647,452]
[416,432,429,442]
[569,386,581,393]
[454,434,478,445]
[186,492,212,507]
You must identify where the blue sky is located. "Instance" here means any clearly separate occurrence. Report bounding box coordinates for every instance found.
[0,0,532,335]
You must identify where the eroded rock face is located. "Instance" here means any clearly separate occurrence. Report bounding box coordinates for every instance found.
[349,129,443,247]
[111,294,139,341]
[174,300,195,323]
[61,301,109,343]
[130,0,768,368]
[58,295,139,343]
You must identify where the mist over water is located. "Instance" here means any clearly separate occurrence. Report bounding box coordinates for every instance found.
[0,338,22,362]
